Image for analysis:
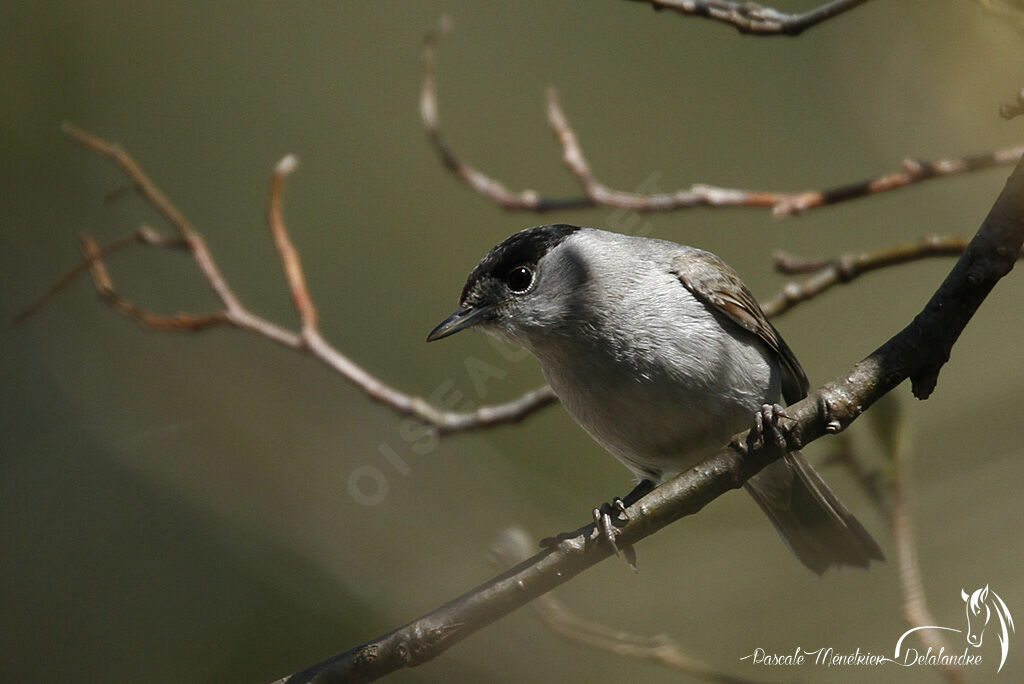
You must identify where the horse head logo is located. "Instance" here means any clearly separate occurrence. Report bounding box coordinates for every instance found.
[961,585,1015,672]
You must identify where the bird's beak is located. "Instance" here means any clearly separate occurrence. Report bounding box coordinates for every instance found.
[426,304,492,342]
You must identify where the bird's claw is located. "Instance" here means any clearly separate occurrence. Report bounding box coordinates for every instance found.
[750,402,790,452]
[592,500,638,571]
[540,480,653,571]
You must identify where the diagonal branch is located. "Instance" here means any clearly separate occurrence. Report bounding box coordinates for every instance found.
[272,152,1024,683]
[625,0,873,36]
[38,125,557,435]
[421,22,1023,216]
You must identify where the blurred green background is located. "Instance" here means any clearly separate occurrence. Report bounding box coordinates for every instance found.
[2,2,1023,682]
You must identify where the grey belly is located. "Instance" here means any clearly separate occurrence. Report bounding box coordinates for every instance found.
[541,343,779,481]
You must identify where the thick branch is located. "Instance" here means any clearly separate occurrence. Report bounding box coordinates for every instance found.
[273,157,1024,682]
[421,23,1023,216]
[626,0,873,35]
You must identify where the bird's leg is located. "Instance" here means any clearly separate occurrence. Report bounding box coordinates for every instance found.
[607,478,655,522]
[749,403,791,453]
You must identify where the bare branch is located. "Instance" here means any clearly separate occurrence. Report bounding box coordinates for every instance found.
[43,125,557,435]
[626,0,873,36]
[421,26,1023,216]
[420,19,592,212]
[78,233,226,331]
[545,88,787,211]
[14,226,185,324]
[272,155,1024,683]
[761,235,1024,318]
[491,528,764,684]
[34,127,1008,447]
[61,122,243,313]
[267,154,318,336]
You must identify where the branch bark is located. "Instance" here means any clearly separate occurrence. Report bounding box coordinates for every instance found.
[272,156,1024,683]
[625,0,873,35]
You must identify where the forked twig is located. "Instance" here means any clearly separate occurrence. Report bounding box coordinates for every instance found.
[34,124,556,435]
[422,21,1023,216]
[14,226,185,324]
[762,235,1022,318]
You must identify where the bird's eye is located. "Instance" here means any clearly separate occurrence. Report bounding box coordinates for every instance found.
[505,265,534,293]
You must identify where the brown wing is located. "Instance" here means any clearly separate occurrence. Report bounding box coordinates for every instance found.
[672,249,809,404]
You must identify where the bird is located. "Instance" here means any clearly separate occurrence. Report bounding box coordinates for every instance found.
[427,224,883,574]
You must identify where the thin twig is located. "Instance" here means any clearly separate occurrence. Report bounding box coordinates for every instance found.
[490,528,763,684]
[79,233,226,331]
[61,122,243,313]
[40,125,557,435]
[545,88,787,211]
[421,23,1023,216]
[274,151,1024,684]
[419,18,591,212]
[14,226,185,324]
[267,154,318,336]
[626,0,873,36]
[761,235,1023,318]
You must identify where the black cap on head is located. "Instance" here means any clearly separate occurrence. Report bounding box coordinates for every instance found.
[428,224,581,342]
[460,224,580,305]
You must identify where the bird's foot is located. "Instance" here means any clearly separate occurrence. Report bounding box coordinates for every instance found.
[749,403,791,454]
[538,498,629,548]
[593,500,638,571]
[539,480,653,572]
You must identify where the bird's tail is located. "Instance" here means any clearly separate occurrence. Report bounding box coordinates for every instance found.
[744,452,884,574]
